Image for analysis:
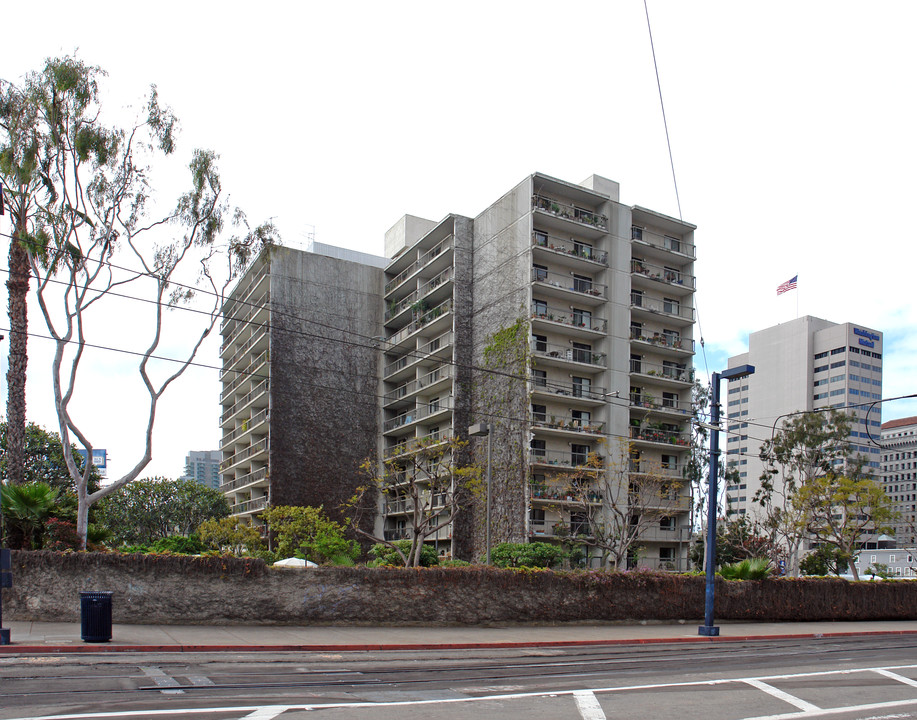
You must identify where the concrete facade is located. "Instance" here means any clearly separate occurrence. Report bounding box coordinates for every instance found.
[725,317,883,521]
[881,416,917,545]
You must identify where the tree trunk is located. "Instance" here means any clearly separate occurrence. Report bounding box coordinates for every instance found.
[847,556,860,581]
[5,221,30,486]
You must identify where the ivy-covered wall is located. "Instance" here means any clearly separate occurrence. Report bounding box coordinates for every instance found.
[7,552,917,626]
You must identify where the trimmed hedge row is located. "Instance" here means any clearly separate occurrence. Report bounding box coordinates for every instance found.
[5,551,917,626]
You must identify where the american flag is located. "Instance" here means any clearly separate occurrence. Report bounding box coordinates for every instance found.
[777,275,798,295]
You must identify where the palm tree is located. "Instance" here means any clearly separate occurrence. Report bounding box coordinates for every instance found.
[1,482,59,549]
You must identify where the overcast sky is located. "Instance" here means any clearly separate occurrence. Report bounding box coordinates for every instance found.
[2,1,915,482]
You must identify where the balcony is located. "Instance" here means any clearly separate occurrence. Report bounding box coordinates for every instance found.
[530,340,605,370]
[386,299,453,348]
[221,378,270,426]
[630,327,694,355]
[628,393,691,419]
[631,226,696,260]
[631,259,695,295]
[630,293,695,326]
[221,407,269,448]
[529,449,602,470]
[232,496,268,515]
[532,194,607,233]
[221,465,268,493]
[383,331,453,383]
[628,458,685,479]
[384,431,452,459]
[384,365,454,408]
[531,377,607,404]
[532,267,606,304]
[220,436,269,472]
[629,425,691,448]
[532,231,608,267]
[221,350,269,403]
[530,304,607,336]
[220,291,270,355]
[532,413,604,436]
[530,486,604,503]
[385,266,454,326]
[384,397,454,434]
[384,236,454,298]
[629,358,694,386]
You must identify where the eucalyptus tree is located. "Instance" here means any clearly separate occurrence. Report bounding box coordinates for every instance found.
[6,56,277,547]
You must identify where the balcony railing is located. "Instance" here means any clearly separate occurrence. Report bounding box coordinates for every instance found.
[532,413,604,434]
[221,291,270,354]
[385,365,453,404]
[532,231,608,265]
[385,267,454,321]
[530,340,605,368]
[631,259,695,290]
[530,304,607,333]
[384,396,454,433]
[383,332,453,378]
[221,466,268,492]
[628,394,692,416]
[530,486,604,503]
[221,407,269,447]
[531,377,607,402]
[629,327,694,353]
[532,194,607,231]
[221,378,270,425]
[384,236,454,296]
[529,449,602,469]
[387,299,453,346]
[220,436,269,471]
[232,496,268,515]
[631,226,696,259]
[629,358,694,384]
[630,293,695,323]
[531,267,606,299]
[221,350,269,402]
[384,431,452,458]
[630,426,691,447]
[629,459,684,477]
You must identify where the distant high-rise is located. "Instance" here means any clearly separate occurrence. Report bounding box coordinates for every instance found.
[881,416,917,545]
[182,450,222,490]
[725,316,883,520]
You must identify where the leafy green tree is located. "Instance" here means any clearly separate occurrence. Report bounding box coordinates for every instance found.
[198,516,264,556]
[1,481,58,548]
[800,544,850,576]
[261,505,358,565]
[716,516,781,568]
[490,541,565,568]
[756,410,857,577]
[346,436,481,567]
[97,477,229,546]
[2,56,277,548]
[796,473,895,581]
[0,420,100,494]
[718,557,771,580]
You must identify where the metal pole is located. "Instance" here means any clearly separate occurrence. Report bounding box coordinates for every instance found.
[485,424,492,566]
[699,371,721,636]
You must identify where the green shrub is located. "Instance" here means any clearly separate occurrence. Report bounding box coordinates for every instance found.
[490,542,564,569]
[148,534,205,555]
[369,540,439,567]
[439,558,471,567]
[719,557,771,580]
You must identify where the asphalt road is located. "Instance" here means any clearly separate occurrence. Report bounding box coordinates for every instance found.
[3,635,917,720]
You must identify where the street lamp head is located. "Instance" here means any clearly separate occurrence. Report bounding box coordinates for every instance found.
[468,422,491,437]
[720,364,755,381]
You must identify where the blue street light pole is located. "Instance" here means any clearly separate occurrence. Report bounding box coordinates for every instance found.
[698,363,754,637]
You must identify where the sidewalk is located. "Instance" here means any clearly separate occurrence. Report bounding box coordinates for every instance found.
[3,619,917,654]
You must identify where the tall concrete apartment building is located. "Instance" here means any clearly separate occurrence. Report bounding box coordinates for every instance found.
[881,416,917,545]
[725,317,883,519]
[181,450,222,490]
[221,172,698,568]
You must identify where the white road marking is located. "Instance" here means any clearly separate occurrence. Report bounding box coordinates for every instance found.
[240,708,291,720]
[11,662,917,720]
[875,669,917,689]
[185,675,215,686]
[574,690,607,720]
[742,679,821,712]
[138,666,183,695]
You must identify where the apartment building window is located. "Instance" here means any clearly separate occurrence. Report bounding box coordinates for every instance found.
[572,308,592,328]
[534,230,548,247]
[571,409,591,426]
[532,404,547,423]
[531,439,546,459]
[533,369,547,387]
[571,444,590,466]
[659,546,675,561]
[632,290,644,307]
[533,263,548,282]
[573,273,593,294]
[573,240,593,260]
[631,226,643,241]
[533,299,548,317]
[663,360,683,379]
[664,236,681,253]
[631,322,643,339]
[660,516,676,531]
[570,512,590,536]
[663,297,679,316]
[663,329,680,347]
[572,376,591,397]
[664,266,681,283]
[571,342,592,364]
[661,454,677,470]
[662,391,678,408]
[630,354,642,374]
[533,334,547,352]
[530,508,546,532]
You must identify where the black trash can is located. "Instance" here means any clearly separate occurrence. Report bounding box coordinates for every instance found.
[80,591,113,643]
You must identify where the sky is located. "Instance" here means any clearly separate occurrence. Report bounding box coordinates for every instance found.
[2,1,916,482]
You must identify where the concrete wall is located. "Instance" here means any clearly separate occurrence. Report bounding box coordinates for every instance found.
[7,552,917,626]
[268,248,384,531]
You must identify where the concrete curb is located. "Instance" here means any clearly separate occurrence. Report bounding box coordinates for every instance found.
[3,629,917,655]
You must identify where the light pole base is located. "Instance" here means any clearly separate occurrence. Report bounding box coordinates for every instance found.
[0,628,10,645]
[698,625,720,637]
